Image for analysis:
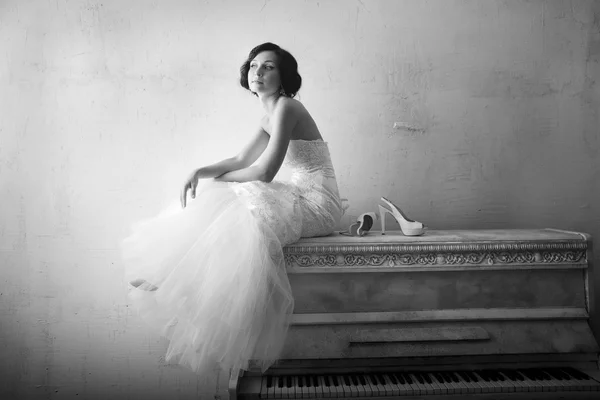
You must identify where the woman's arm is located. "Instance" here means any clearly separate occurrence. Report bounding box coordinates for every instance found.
[214,165,270,183]
[180,125,270,207]
[193,157,243,180]
[217,100,297,183]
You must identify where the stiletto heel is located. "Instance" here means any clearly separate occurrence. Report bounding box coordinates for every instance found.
[378,205,390,235]
[379,197,425,236]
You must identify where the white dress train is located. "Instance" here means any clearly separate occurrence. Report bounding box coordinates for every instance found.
[121,139,342,375]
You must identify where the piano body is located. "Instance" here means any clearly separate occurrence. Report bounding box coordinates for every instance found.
[229,229,600,399]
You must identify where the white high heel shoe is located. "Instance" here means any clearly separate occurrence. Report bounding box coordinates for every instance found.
[378,197,425,236]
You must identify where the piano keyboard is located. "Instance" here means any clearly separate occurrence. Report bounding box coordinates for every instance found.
[258,367,600,398]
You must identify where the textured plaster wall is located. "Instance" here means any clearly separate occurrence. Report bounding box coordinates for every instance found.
[1,0,599,399]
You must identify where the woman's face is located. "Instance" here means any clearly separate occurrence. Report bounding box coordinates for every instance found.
[248,51,281,96]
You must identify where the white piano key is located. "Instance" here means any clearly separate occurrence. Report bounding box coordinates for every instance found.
[310,375,323,399]
[490,371,515,393]
[424,372,446,395]
[517,370,541,392]
[429,373,450,395]
[375,374,389,397]
[428,372,449,395]
[463,371,487,394]
[407,373,425,395]
[406,373,426,395]
[358,375,373,397]
[379,374,399,396]
[337,375,352,398]
[317,376,330,398]
[516,370,545,392]
[453,371,473,394]
[439,371,461,394]
[551,369,581,391]
[535,370,557,392]
[296,376,305,399]
[496,371,525,393]
[472,371,495,394]
[546,372,570,392]
[279,376,292,399]
[457,371,481,394]
[390,373,415,396]
[559,368,591,391]
[330,375,345,398]
[567,368,600,391]
[409,373,434,396]
[350,375,365,397]
[526,370,555,392]
[307,376,317,398]
[273,376,283,399]
[538,370,565,392]
[290,376,299,399]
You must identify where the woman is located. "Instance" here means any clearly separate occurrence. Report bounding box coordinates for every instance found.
[122,42,343,375]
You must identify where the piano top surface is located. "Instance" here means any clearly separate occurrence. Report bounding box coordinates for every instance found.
[286,229,587,248]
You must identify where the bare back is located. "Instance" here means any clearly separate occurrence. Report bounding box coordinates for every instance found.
[261,98,323,141]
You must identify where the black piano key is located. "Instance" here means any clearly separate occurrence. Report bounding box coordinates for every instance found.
[414,373,425,384]
[394,373,406,385]
[540,370,555,381]
[492,370,505,381]
[546,368,568,381]
[458,371,472,383]
[286,376,292,388]
[343,375,351,386]
[298,376,304,388]
[521,369,538,381]
[422,372,433,384]
[357,375,367,386]
[306,375,313,387]
[388,373,398,385]
[371,373,381,385]
[443,372,455,383]
[376,373,388,385]
[331,375,339,387]
[538,369,552,381]
[313,375,320,387]
[531,369,545,381]
[450,372,461,383]
[278,377,284,388]
[434,373,445,383]
[403,373,413,384]
[467,371,480,382]
[487,371,499,382]
[534,369,550,381]
[267,376,273,388]
[565,367,591,380]
[500,369,520,382]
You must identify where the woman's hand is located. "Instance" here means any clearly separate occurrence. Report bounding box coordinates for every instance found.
[180,169,200,208]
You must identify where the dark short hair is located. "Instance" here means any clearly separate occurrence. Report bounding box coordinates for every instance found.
[240,42,302,98]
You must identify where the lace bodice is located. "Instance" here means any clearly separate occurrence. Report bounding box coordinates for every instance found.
[233,139,342,245]
[282,139,336,179]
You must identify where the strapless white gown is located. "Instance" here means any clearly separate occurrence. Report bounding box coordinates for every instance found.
[121,139,342,375]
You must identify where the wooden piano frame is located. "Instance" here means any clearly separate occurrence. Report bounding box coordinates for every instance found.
[229,229,600,399]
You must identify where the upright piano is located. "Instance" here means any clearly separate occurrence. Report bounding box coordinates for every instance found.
[229,229,600,399]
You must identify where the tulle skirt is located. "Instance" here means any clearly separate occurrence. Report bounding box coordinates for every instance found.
[121,180,296,375]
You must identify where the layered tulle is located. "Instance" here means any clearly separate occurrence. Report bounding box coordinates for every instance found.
[121,180,296,374]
